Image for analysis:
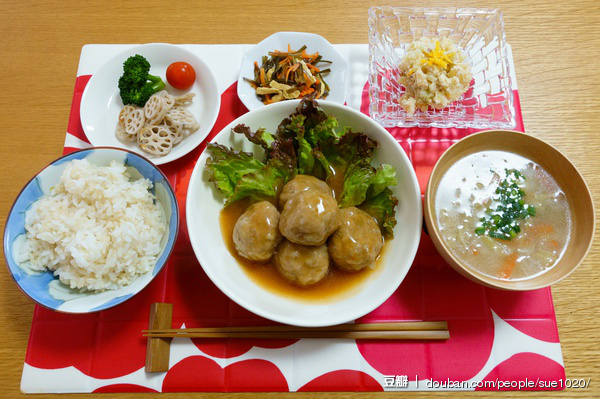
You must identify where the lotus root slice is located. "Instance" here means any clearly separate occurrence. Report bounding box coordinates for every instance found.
[156,90,175,111]
[125,108,145,136]
[174,93,196,106]
[166,106,198,128]
[138,125,173,156]
[161,118,183,145]
[116,122,137,142]
[144,94,168,126]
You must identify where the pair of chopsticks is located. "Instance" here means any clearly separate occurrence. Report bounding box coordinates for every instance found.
[144,321,449,341]
[144,303,450,372]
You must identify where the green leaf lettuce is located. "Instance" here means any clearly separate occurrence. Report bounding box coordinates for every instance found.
[359,188,399,238]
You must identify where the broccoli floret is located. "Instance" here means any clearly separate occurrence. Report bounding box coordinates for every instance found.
[122,55,150,84]
[118,54,166,107]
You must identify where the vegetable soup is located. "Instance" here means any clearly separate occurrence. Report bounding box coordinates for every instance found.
[435,150,572,281]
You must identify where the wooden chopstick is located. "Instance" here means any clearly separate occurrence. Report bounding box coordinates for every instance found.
[144,321,446,334]
[143,321,449,340]
[144,321,447,334]
[144,330,449,340]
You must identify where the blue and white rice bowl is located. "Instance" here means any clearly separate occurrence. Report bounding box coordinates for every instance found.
[3,147,179,313]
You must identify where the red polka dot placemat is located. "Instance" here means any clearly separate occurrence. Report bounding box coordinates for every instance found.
[21,44,565,393]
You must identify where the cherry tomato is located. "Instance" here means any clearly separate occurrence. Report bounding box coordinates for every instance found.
[166,62,196,90]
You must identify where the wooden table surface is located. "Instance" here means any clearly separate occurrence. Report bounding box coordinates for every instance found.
[1,0,598,397]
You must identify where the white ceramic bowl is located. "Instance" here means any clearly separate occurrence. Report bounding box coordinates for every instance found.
[186,100,422,326]
[237,32,350,111]
[80,43,221,165]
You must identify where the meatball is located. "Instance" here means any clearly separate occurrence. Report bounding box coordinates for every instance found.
[328,207,383,271]
[279,190,341,246]
[275,239,329,286]
[278,174,333,209]
[233,201,282,262]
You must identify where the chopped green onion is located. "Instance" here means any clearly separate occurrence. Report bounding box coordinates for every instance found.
[475,169,536,241]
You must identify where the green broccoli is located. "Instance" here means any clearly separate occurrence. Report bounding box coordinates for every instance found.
[118,54,166,107]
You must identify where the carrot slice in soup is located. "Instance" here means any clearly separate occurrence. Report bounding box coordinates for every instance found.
[498,253,519,279]
[530,223,554,235]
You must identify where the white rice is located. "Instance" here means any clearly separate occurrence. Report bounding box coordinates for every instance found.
[18,159,166,291]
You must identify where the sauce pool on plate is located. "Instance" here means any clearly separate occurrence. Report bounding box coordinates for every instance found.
[435,150,572,281]
[219,200,384,302]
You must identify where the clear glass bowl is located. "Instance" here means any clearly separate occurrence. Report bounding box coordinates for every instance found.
[368,7,516,129]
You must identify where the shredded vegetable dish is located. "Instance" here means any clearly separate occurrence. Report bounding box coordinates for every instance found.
[245,45,331,104]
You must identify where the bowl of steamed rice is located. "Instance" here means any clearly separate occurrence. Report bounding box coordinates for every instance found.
[3,147,178,313]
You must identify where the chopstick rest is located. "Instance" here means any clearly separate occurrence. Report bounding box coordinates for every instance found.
[145,302,173,373]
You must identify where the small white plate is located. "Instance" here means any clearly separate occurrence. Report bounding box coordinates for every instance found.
[237,32,350,111]
[80,43,221,165]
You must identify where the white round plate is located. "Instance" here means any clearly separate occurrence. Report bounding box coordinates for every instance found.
[237,32,350,111]
[186,100,422,327]
[80,43,221,165]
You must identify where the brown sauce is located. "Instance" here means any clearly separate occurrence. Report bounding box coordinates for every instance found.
[220,199,386,303]
[326,165,345,201]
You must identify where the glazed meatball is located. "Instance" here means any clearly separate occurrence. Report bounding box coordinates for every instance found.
[233,201,282,261]
[328,207,383,271]
[279,190,341,246]
[278,174,333,209]
[275,239,329,286]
